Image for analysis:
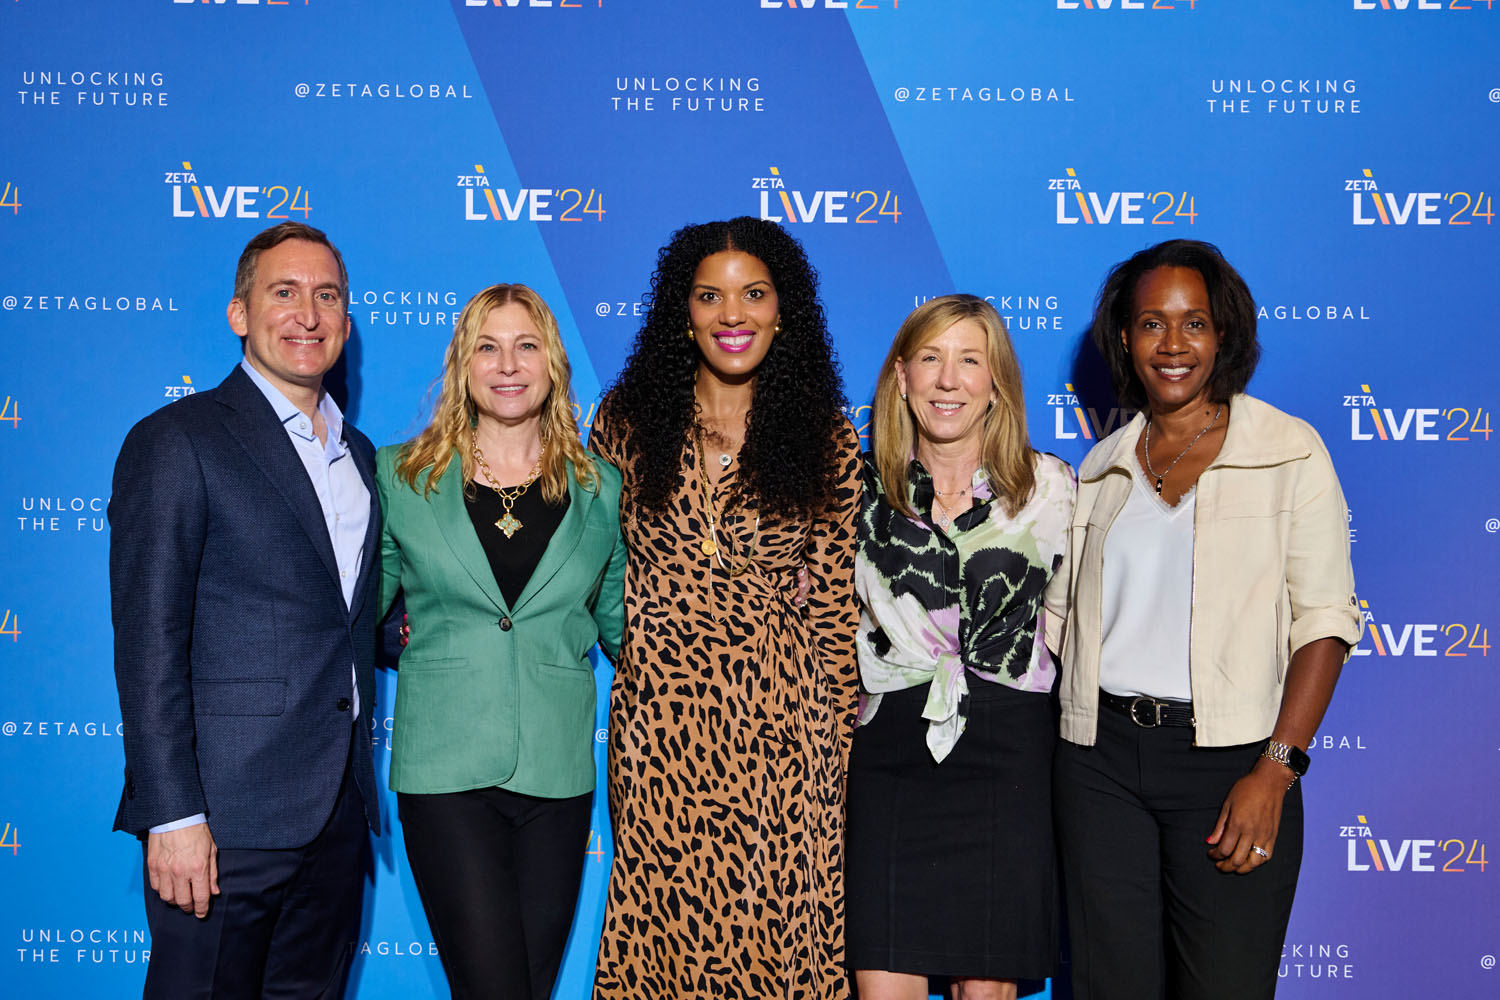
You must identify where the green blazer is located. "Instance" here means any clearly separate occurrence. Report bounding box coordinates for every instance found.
[376,446,625,797]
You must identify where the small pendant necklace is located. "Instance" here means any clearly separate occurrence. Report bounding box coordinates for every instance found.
[693,420,757,575]
[931,484,972,531]
[472,440,542,538]
[1143,404,1224,496]
[933,498,954,531]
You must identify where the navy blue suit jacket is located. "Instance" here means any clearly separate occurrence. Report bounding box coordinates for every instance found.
[110,366,381,848]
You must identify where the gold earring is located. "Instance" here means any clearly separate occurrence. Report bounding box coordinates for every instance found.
[774,319,781,335]
[686,325,695,342]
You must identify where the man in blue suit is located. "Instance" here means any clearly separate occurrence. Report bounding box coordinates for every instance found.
[110,222,381,999]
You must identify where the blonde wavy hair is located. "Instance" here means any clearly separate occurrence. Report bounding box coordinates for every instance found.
[395,283,598,502]
[872,294,1036,520]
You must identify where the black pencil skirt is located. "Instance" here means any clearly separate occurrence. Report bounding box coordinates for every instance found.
[844,679,1059,981]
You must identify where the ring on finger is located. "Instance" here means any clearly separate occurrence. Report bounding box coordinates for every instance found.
[1251,845,1270,859]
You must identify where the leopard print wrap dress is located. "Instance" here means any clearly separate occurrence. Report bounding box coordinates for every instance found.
[591,413,861,1000]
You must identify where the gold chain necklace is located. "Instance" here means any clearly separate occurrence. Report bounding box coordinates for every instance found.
[692,421,757,577]
[471,439,542,539]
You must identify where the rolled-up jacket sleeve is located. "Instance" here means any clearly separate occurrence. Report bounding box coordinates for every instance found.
[1285,431,1364,657]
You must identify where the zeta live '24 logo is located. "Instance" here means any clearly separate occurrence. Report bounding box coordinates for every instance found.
[1047,384,1135,440]
[1351,598,1489,659]
[167,161,312,220]
[459,165,605,223]
[754,166,901,225]
[1050,168,1197,226]
[1341,815,1487,874]
[1346,169,1493,225]
[1342,384,1492,442]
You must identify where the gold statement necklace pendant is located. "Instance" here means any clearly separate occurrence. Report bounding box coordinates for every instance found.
[472,439,542,541]
[700,538,718,556]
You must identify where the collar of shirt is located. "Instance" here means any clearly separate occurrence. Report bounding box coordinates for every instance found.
[239,359,347,459]
[904,458,995,533]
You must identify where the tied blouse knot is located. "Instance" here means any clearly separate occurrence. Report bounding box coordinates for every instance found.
[854,453,1075,762]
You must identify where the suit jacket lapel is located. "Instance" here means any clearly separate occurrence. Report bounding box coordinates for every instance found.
[215,368,342,592]
[346,436,378,622]
[511,464,594,615]
[429,455,509,613]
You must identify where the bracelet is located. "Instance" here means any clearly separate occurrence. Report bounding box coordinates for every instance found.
[1259,739,1308,789]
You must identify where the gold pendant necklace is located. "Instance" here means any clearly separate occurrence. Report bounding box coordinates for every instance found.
[693,421,757,576]
[472,440,542,539]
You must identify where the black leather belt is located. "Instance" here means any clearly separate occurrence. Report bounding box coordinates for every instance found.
[1099,690,1196,728]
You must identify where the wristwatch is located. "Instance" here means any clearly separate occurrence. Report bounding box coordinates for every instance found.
[1260,739,1310,783]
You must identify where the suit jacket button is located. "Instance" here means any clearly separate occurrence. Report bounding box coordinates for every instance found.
[336,697,352,712]
[499,617,512,631]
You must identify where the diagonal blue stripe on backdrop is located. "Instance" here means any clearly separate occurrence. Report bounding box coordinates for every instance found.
[449,0,953,410]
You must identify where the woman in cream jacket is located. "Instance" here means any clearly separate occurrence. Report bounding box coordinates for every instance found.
[1046,240,1362,1000]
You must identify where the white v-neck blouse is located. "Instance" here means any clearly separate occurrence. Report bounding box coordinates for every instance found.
[1098,470,1196,702]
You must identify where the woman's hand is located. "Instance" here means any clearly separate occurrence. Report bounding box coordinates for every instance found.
[1205,757,1292,874]
[794,565,811,608]
[1206,636,1346,874]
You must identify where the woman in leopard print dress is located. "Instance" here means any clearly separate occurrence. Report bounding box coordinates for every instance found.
[590,217,860,1000]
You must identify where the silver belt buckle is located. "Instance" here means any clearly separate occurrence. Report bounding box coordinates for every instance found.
[1128,696,1162,728]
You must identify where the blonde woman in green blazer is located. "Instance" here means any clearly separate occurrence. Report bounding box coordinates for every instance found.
[377,284,625,1000]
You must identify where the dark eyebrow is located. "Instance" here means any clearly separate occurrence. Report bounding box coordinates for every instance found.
[693,279,772,292]
[267,278,340,292]
[1136,306,1209,316]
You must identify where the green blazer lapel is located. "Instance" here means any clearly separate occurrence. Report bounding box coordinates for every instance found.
[511,465,596,615]
[428,455,508,613]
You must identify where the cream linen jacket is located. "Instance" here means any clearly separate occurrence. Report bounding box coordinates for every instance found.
[1044,393,1363,748]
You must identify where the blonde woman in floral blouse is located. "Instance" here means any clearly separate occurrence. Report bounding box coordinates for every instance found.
[846,294,1075,1000]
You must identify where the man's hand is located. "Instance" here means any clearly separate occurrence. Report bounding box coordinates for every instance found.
[147,823,220,918]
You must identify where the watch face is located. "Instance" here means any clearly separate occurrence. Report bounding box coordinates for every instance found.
[1267,740,1310,777]
[1288,745,1311,777]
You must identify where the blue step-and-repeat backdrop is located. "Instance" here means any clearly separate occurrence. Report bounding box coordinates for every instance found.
[2,2,1496,997]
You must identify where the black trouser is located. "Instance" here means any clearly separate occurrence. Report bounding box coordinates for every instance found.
[397,785,592,1000]
[142,750,369,1000]
[1054,706,1303,1000]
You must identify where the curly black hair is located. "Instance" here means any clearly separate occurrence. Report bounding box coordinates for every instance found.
[1091,239,1261,410]
[600,217,847,519]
